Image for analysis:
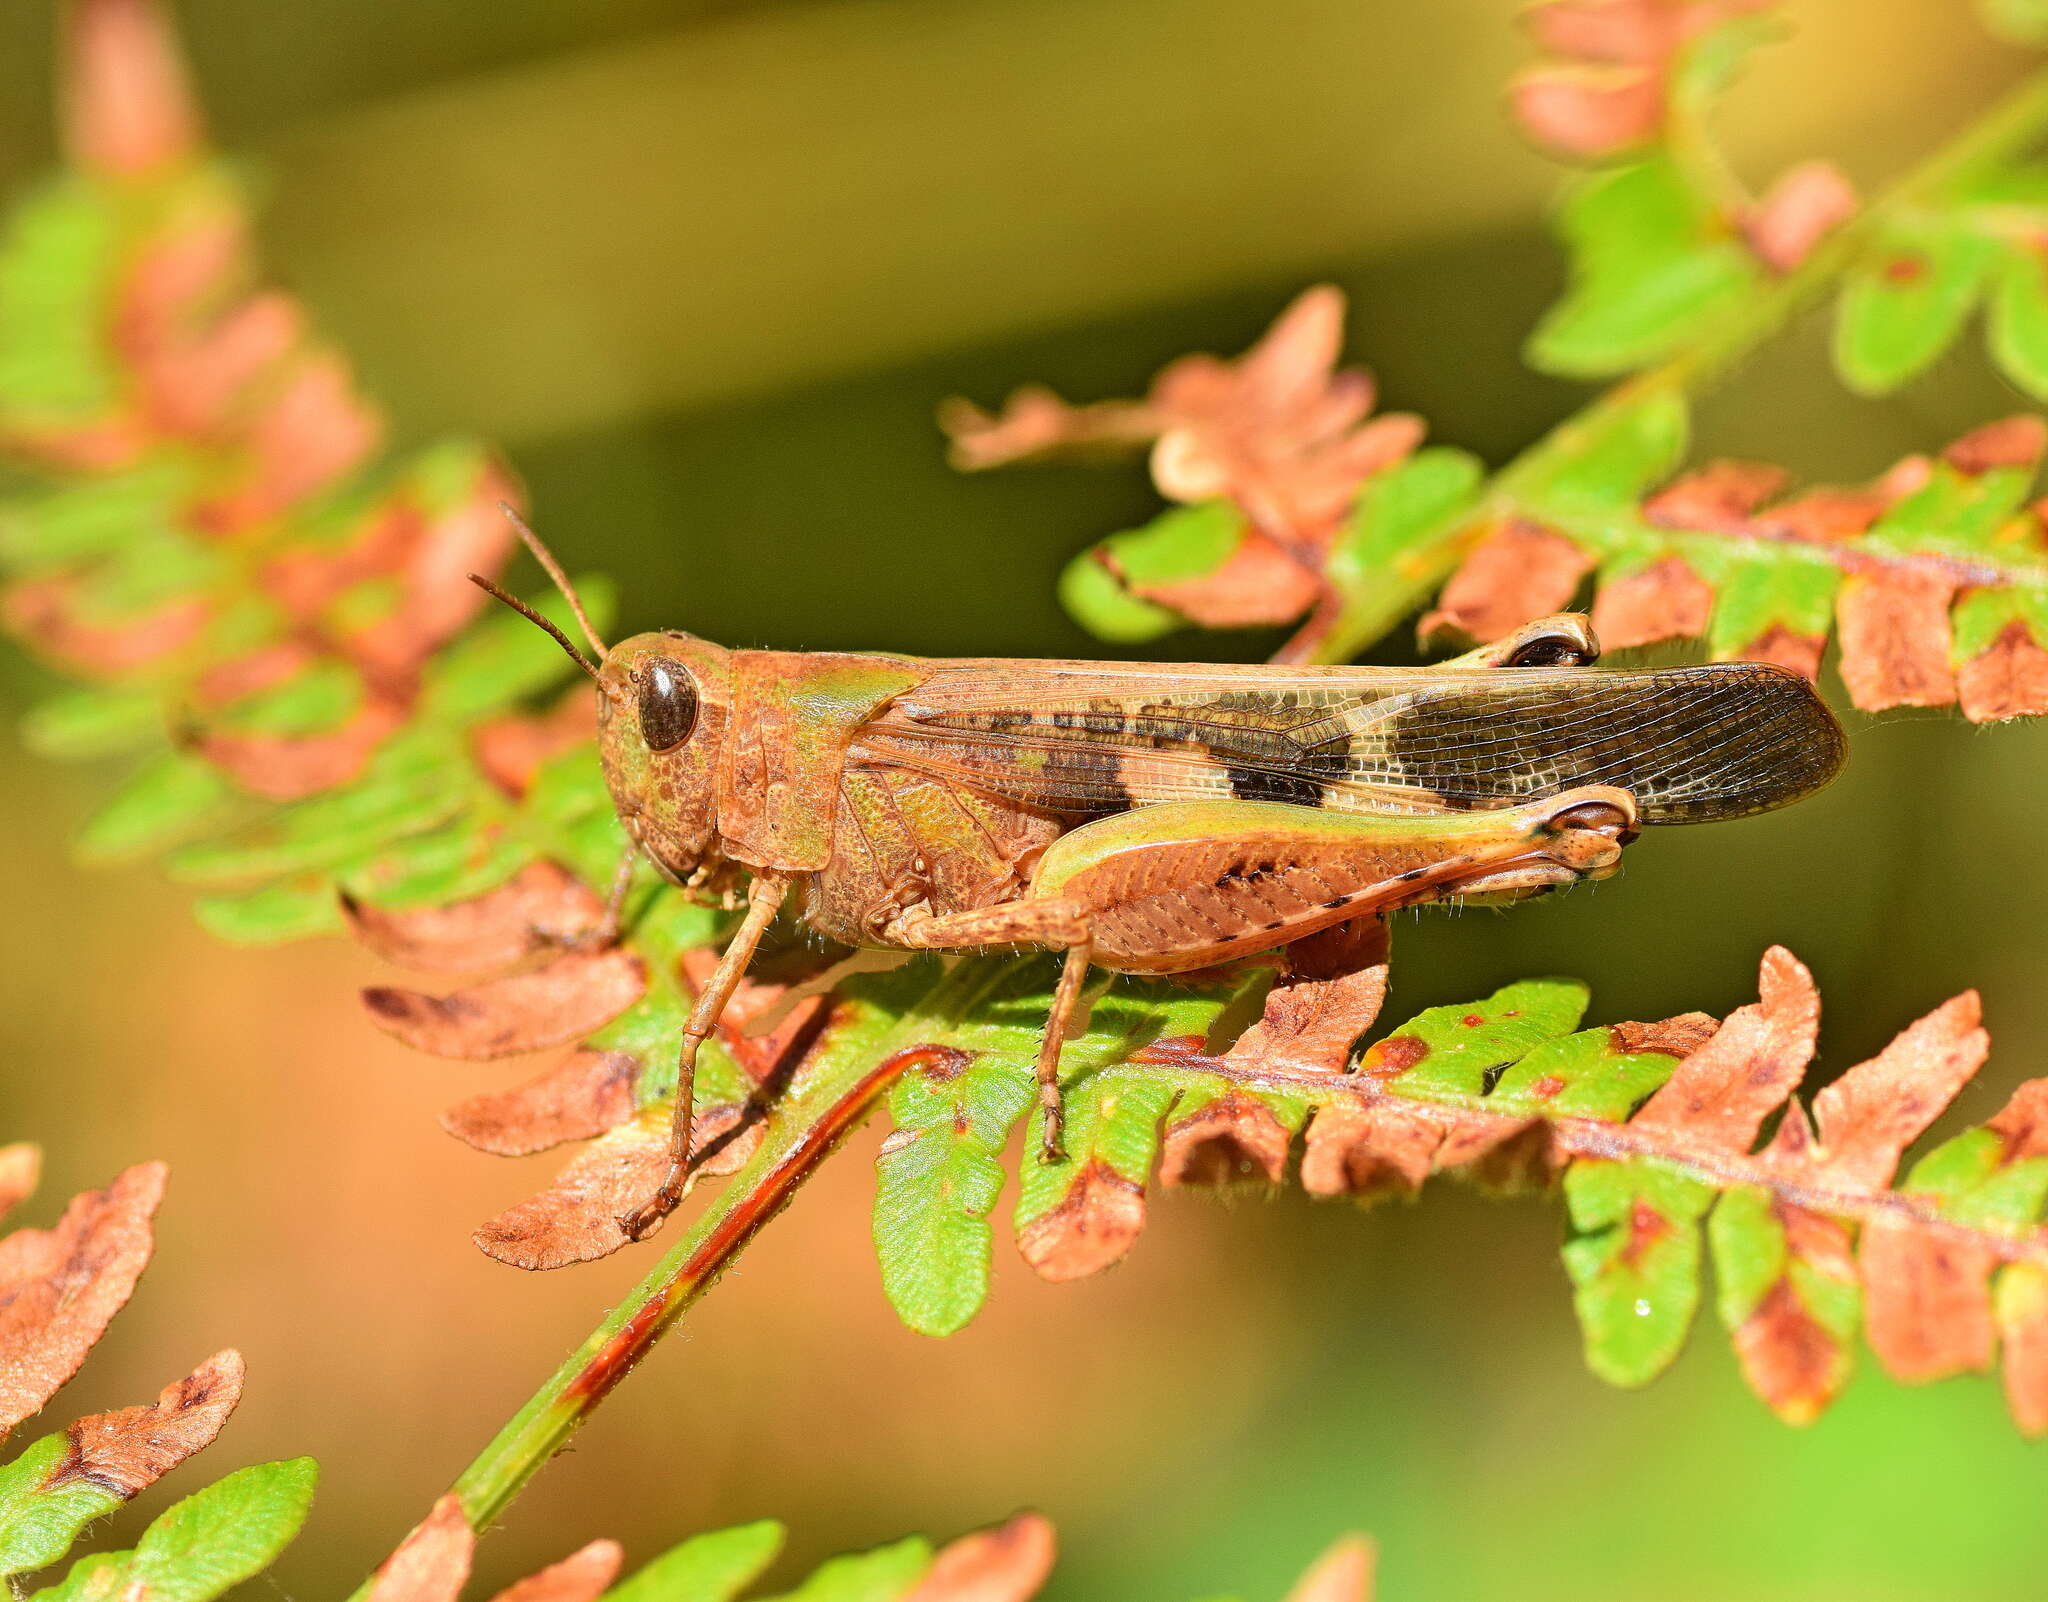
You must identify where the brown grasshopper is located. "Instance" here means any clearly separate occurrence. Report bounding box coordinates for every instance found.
[473,519,1844,1241]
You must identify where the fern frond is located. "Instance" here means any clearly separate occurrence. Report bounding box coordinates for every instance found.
[366,1503,1366,1602]
[0,1145,313,1592]
[1014,944,2048,1434]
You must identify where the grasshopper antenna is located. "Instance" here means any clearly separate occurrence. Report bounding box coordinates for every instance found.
[467,572,609,690]
[499,502,608,657]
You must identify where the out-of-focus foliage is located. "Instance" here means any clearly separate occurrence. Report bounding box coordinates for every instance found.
[0,1143,315,1595]
[365,1504,1370,1602]
[953,1,2048,709]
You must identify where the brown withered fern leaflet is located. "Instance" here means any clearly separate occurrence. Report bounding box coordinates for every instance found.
[10,0,2048,1584]
[361,1502,1374,1602]
[0,1143,320,1592]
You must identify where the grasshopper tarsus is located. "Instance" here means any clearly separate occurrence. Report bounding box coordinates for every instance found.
[527,846,639,956]
[618,1179,686,1243]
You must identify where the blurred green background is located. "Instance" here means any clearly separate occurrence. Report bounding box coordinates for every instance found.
[4,1,2048,1596]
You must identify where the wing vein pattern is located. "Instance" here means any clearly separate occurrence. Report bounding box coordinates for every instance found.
[848,659,1845,825]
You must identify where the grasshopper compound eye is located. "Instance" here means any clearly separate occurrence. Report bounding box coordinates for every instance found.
[637,657,700,752]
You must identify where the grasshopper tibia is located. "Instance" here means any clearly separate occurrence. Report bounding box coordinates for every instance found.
[619,871,792,1240]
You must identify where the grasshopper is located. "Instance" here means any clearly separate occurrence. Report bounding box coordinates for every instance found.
[472,518,1844,1241]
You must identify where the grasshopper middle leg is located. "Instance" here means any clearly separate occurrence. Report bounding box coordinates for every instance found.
[890,896,1095,1164]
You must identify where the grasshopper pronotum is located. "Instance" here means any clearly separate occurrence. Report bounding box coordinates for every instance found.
[473,518,1844,1240]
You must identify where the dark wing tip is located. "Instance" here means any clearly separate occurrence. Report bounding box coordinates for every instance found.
[1629,661,1846,825]
[1384,661,1846,825]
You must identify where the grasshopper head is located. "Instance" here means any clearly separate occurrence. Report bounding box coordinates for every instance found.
[595,631,735,889]
[469,513,741,892]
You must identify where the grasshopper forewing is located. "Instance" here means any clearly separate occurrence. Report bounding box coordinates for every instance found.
[472,541,1845,1242]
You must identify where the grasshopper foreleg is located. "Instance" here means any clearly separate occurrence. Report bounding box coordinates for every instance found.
[619,870,791,1241]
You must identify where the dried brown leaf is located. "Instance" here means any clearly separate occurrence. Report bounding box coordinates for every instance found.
[1432,1110,1544,1177]
[1808,992,1987,1190]
[193,355,383,534]
[194,692,408,802]
[1863,1078,2048,1390]
[1121,530,1321,629]
[193,641,318,710]
[945,288,1420,550]
[368,1494,474,1602]
[1017,1159,1146,1283]
[1958,619,2048,723]
[1611,1013,1721,1057]
[476,1099,768,1271]
[1732,1263,1852,1426]
[1643,460,1792,531]
[472,693,599,799]
[345,863,606,975]
[484,1542,624,1602]
[1144,288,1425,537]
[1943,416,2048,476]
[1229,921,1390,1072]
[60,1349,242,1498]
[938,385,1161,471]
[137,285,299,439]
[117,211,296,441]
[2,578,208,678]
[1730,623,1826,681]
[1755,487,1890,545]
[905,1513,1057,1602]
[1515,0,1785,162]
[344,472,521,681]
[1160,1092,1292,1188]
[681,946,833,1084]
[0,1143,39,1227]
[1836,568,1959,712]
[1631,946,1818,1151]
[440,1048,641,1157]
[1743,161,1858,274]
[1419,520,1592,644]
[1508,62,1663,158]
[1588,555,1712,649]
[1299,1098,1444,1200]
[1728,1130,1858,1428]
[474,1114,669,1269]
[0,1161,166,1439]
[1283,1535,1377,1602]
[363,948,647,1061]
[1525,1,1689,64]
[1861,1217,1997,1383]
[1997,1263,2048,1437]
[62,0,202,177]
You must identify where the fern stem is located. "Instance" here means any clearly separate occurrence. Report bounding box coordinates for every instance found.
[1154,1049,2048,1268]
[1296,63,2048,666]
[347,1040,913,1592]
[351,955,1022,1586]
